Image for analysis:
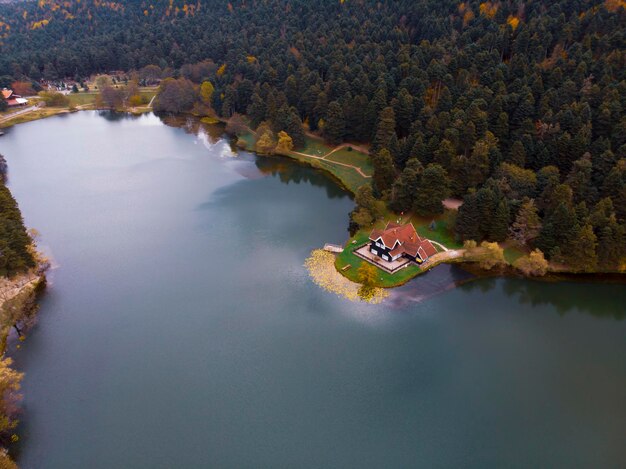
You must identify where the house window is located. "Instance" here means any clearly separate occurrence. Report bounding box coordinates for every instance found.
[382,254,389,261]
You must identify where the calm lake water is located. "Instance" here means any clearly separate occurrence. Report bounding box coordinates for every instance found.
[1,112,625,468]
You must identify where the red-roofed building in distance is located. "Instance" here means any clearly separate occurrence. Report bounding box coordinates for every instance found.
[2,89,28,107]
[368,222,438,264]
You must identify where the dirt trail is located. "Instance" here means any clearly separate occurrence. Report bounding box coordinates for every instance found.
[288,147,372,178]
[287,140,372,178]
[0,105,39,124]
[420,249,465,272]
[325,142,371,155]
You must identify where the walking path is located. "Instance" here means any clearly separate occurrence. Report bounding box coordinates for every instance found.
[430,240,449,252]
[419,249,465,272]
[0,105,39,124]
[289,148,372,178]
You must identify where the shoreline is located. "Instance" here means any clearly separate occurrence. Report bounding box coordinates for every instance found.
[0,271,46,349]
[334,240,626,289]
[4,108,625,288]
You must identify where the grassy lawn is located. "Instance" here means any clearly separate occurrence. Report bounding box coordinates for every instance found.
[325,148,373,176]
[314,159,369,193]
[503,243,527,264]
[139,90,157,101]
[67,92,98,106]
[301,136,334,156]
[334,231,423,287]
[411,215,463,249]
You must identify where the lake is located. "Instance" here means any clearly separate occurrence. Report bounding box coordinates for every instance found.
[1,112,625,468]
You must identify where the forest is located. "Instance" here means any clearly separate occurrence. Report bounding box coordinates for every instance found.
[0,155,35,278]
[0,0,624,271]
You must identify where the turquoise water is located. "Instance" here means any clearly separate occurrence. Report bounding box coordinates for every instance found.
[1,112,625,468]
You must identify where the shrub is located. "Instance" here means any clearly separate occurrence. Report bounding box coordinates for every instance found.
[38,91,69,107]
[514,249,549,276]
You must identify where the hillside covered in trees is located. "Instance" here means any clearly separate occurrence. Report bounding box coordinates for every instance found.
[0,156,34,277]
[1,0,625,271]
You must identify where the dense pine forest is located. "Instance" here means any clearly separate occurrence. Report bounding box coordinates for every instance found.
[0,155,34,278]
[0,0,625,271]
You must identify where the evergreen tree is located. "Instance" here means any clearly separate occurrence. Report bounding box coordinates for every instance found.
[413,164,450,216]
[324,101,345,145]
[221,86,236,118]
[597,220,623,270]
[489,199,510,242]
[565,224,598,272]
[351,185,385,229]
[455,192,481,241]
[566,154,595,205]
[285,108,305,149]
[372,148,396,198]
[390,158,422,213]
[366,87,387,138]
[372,106,396,154]
[537,202,578,258]
[247,91,266,129]
[434,139,455,170]
[0,184,35,276]
[394,88,414,137]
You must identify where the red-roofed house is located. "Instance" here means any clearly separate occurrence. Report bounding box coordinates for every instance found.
[368,222,438,264]
[2,89,28,107]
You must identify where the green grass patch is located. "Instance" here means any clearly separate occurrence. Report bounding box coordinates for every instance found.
[300,136,334,156]
[412,215,463,249]
[67,92,98,106]
[138,90,156,102]
[325,148,373,176]
[503,245,526,264]
[314,159,369,193]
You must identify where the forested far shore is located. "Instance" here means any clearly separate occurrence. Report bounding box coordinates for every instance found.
[0,0,624,274]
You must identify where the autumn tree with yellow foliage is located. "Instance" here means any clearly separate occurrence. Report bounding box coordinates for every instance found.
[275,131,294,153]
